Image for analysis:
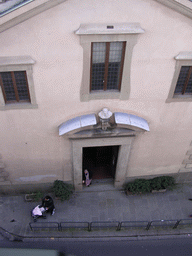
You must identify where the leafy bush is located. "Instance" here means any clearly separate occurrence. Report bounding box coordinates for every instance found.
[25,191,43,202]
[123,179,151,194]
[53,180,74,201]
[34,191,43,201]
[123,176,175,194]
[150,176,175,190]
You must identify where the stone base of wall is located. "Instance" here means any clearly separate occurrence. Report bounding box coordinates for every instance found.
[175,171,192,183]
[125,172,192,184]
[0,182,53,195]
[1,172,192,194]
[0,180,74,195]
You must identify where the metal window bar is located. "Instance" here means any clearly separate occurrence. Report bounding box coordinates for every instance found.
[149,220,178,230]
[119,221,150,231]
[60,222,89,231]
[176,219,192,228]
[29,222,60,231]
[28,219,192,233]
[89,221,120,231]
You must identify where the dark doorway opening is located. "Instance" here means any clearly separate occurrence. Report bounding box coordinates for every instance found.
[83,146,119,180]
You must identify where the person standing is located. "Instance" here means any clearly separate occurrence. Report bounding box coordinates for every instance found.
[83,169,92,187]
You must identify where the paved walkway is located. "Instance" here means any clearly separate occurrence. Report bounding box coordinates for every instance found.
[1,180,192,240]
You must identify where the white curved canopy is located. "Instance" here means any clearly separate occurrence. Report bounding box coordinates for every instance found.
[114,112,150,131]
[59,112,149,136]
[59,114,97,136]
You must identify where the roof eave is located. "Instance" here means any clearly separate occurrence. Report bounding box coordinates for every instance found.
[154,0,192,19]
[0,0,67,34]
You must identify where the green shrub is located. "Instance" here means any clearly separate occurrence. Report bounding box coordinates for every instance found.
[34,191,43,201]
[150,176,175,190]
[25,191,43,202]
[123,179,151,194]
[53,180,74,201]
[123,176,175,194]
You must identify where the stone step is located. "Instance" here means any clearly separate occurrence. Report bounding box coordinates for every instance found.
[186,150,192,155]
[0,161,5,169]
[182,159,192,164]
[179,168,192,173]
[185,164,192,169]
[0,233,4,241]
[0,180,11,185]
[0,171,9,181]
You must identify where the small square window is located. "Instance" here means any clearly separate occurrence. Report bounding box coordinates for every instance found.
[0,71,31,103]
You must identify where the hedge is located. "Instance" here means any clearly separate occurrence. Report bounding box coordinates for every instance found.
[123,176,175,194]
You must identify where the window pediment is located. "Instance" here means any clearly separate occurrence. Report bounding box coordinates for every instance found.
[75,23,145,35]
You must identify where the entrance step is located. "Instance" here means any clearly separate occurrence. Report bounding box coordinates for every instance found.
[0,161,5,169]
[82,179,119,192]
[0,155,10,184]
[92,178,113,184]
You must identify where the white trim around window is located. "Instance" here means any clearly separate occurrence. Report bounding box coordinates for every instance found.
[0,56,38,110]
[75,23,144,102]
[166,52,192,103]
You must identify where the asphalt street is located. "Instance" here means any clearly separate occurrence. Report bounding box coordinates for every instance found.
[1,236,192,256]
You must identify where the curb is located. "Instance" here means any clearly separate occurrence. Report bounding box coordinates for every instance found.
[21,232,192,242]
[0,227,23,242]
[1,225,192,242]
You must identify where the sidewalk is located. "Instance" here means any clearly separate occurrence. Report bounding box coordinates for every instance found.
[1,180,192,241]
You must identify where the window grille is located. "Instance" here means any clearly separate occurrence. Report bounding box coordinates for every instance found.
[0,71,30,103]
[90,41,126,91]
[174,66,192,95]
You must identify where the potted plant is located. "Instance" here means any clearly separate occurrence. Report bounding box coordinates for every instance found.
[25,191,43,202]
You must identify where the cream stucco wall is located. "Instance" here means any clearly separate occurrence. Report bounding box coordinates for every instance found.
[0,0,192,186]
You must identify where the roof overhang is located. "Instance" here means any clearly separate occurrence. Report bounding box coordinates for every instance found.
[0,0,67,33]
[154,0,192,19]
[0,0,192,34]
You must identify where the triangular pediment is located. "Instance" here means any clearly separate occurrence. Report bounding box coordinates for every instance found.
[0,0,67,33]
[0,0,191,34]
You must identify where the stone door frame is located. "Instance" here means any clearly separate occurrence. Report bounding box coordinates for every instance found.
[71,135,135,191]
